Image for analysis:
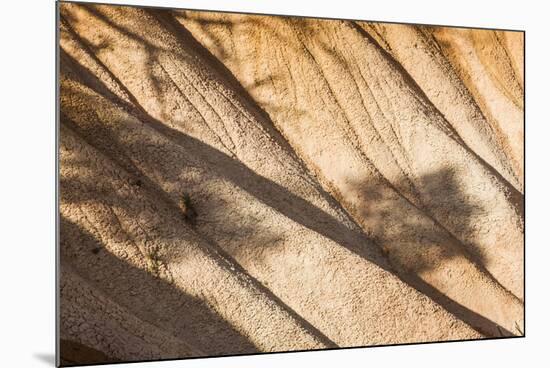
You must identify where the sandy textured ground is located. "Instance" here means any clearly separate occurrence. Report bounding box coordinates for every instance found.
[58,2,524,365]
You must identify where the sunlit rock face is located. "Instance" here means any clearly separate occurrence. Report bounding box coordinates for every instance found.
[58,2,524,365]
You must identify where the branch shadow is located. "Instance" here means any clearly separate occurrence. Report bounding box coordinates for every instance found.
[344,168,523,337]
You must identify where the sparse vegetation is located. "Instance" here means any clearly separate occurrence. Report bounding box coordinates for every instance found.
[179,192,197,224]
[145,247,162,276]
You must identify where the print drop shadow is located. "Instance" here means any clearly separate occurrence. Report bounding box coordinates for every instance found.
[60,3,517,344]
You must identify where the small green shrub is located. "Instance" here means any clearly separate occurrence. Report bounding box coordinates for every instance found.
[145,247,161,276]
[179,192,197,224]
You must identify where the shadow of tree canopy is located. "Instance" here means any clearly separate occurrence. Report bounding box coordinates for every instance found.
[348,167,484,272]
[347,167,524,338]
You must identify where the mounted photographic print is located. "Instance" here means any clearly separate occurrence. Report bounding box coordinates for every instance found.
[57,1,525,366]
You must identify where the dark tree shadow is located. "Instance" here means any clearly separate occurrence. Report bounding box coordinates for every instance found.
[347,168,485,272]
[60,214,258,364]
[344,167,524,337]
[58,339,118,367]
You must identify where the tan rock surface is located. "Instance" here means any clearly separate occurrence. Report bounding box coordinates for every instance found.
[59,2,524,364]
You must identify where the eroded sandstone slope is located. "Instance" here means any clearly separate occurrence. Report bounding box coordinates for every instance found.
[59,3,524,365]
